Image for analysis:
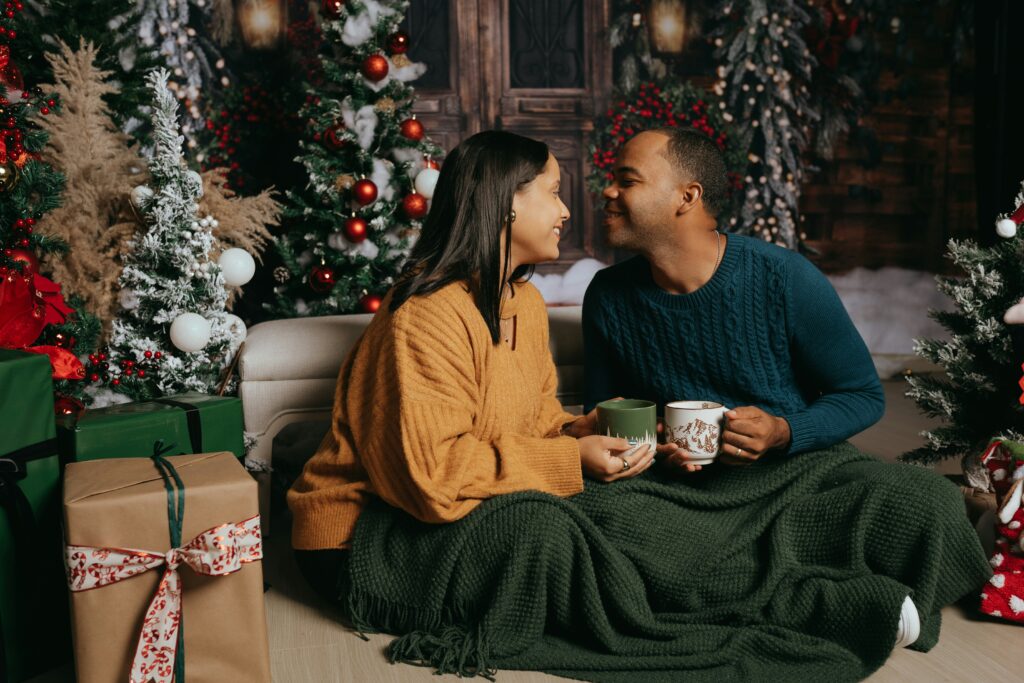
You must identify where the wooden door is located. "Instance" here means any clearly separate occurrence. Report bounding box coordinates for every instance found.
[405,0,613,268]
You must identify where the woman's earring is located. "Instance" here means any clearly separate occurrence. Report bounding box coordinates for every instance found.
[509,210,516,223]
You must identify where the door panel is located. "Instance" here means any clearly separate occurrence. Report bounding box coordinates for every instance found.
[408,0,612,267]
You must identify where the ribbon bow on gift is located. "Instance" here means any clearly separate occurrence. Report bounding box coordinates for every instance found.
[65,515,263,683]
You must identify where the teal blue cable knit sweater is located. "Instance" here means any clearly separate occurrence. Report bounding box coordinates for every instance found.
[582,233,885,454]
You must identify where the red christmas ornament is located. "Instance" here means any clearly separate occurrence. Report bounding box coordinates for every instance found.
[309,264,336,293]
[352,178,378,206]
[52,331,75,348]
[425,158,440,170]
[321,0,344,19]
[401,193,428,219]
[344,217,368,243]
[361,54,389,82]
[8,247,38,273]
[324,122,346,150]
[54,394,84,418]
[399,117,424,141]
[389,31,411,54]
[360,293,382,314]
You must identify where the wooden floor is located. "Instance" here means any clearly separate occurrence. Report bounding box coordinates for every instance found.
[32,380,1021,682]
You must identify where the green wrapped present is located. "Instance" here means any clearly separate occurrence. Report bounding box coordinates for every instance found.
[58,392,244,463]
[0,349,69,682]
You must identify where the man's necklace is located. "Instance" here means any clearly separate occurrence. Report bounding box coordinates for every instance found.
[710,231,723,280]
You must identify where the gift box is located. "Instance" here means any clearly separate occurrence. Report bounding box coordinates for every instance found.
[58,393,244,463]
[63,452,270,683]
[0,349,70,682]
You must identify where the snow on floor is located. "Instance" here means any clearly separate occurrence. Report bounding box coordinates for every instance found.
[533,260,953,378]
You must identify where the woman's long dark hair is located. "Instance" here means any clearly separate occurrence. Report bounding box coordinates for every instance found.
[390,130,550,344]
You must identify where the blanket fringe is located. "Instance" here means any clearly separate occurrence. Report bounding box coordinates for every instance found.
[386,625,496,681]
[347,589,495,678]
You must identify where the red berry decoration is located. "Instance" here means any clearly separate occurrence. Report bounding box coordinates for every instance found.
[324,123,346,150]
[343,217,368,243]
[399,117,424,141]
[321,0,344,18]
[389,31,411,54]
[401,193,428,219]
[360,293,382,314]
[8,247,38,273]
[352,178,378,206]
[309,264,336,293]
[361,54,389,82]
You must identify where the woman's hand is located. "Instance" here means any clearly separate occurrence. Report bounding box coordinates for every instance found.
[563,397,623,439]
[578,436,655,482]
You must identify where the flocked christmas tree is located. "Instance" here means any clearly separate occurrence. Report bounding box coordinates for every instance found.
[91,68,253,405]
[137,0,231,157]
[710,0,818,249]
[270,0,442,317]
[904,181,1024,465]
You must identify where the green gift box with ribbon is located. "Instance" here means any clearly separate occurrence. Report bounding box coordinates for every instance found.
[58,393,244,463]
[0,349,71,682]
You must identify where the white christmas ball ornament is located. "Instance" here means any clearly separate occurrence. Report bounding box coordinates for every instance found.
[996,218,1018,239]
[169,313,212,353]
[218,248,256,287]
[130,185,154,208]
[414,168,440,199]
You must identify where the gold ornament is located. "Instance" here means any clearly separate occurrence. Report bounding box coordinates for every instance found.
[0,161,20,192]
[374,97,396,114]
[334,174,356,191]
[391,53,412,69]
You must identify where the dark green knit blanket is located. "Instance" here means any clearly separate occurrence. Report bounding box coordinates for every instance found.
[347,443,992,682]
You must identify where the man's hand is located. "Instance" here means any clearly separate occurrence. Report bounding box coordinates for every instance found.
[579,436,655,482]
[655,442,703,474]
[719,406,791,466]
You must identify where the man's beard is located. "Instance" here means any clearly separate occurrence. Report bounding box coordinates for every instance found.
[606,215,657,251]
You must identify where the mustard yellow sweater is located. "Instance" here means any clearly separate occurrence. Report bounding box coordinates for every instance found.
[288,280,585,550]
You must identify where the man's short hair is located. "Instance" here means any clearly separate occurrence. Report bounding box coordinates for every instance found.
[653,128,728,217]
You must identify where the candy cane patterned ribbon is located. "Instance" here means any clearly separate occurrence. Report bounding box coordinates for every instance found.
[65,515,263,683]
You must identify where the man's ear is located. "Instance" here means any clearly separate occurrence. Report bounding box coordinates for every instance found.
[676,181,704,216]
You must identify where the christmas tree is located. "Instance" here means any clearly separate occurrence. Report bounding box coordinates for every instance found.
[19,0,163,142]
[710,0,818,249]
[905,181,1024,465]
[93,69,252,405]
[137,0,231,157]
[0,5,99,411]
[270,0,442,317]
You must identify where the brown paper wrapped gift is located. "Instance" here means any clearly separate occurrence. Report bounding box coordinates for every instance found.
[63,452,271,683]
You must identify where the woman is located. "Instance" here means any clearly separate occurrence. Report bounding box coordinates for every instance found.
[288,130,655,602]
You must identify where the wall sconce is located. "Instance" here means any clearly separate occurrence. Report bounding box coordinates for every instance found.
[236,0,286,50]
[646,0,688,58]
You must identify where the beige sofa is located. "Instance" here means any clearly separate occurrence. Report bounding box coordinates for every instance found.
[238,306,585,525]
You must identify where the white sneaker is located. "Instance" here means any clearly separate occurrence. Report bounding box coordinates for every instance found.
[893,595,921,649]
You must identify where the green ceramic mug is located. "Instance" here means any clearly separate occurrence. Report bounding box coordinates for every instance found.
[595,399,658,451]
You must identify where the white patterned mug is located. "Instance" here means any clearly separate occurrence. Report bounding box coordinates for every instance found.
[664,401,729,465]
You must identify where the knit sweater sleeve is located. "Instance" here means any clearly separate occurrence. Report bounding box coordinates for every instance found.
[356,298,584,525]
[780,256,885,454]
[582,272,618,413]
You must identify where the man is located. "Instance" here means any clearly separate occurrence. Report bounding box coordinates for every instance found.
[583,128,886,471]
